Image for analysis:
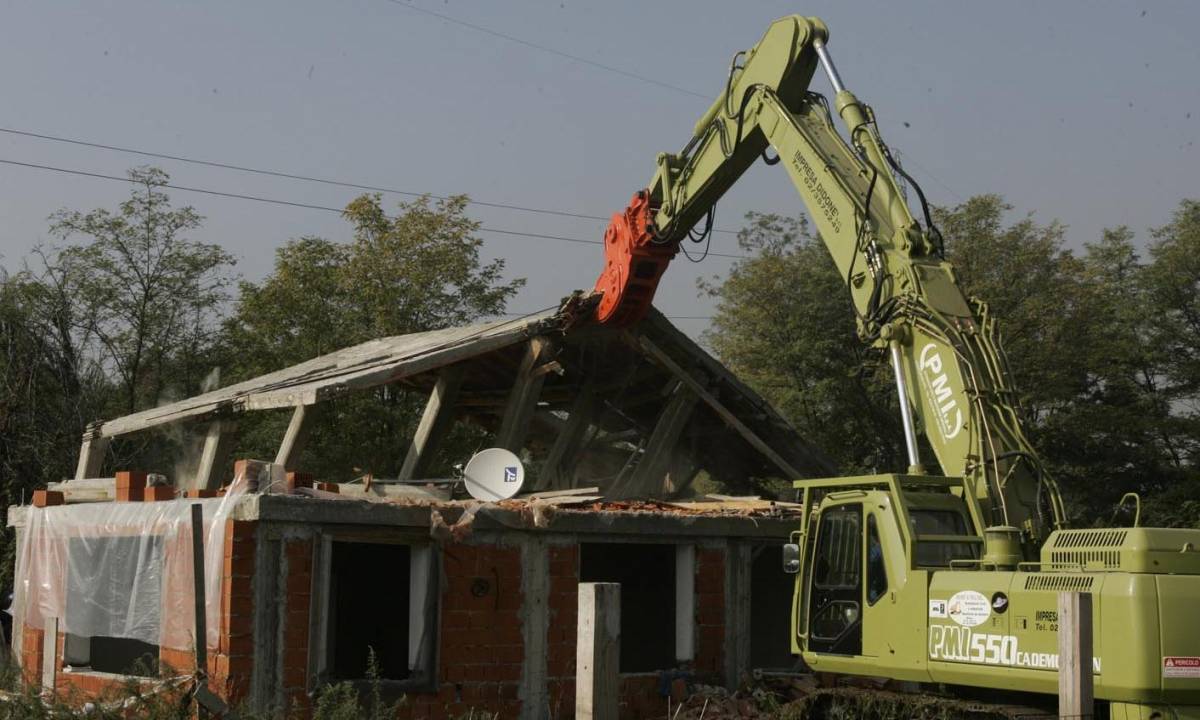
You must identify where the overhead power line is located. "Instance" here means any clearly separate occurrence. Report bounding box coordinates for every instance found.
[383,1,965,203]
[0,157,753,259]
[0,126,745,237]
[383,0,709,100]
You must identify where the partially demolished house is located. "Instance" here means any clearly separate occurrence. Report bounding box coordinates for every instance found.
[9,298,834,720]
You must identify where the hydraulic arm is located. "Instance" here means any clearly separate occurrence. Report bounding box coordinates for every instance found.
[592,16,1065,552]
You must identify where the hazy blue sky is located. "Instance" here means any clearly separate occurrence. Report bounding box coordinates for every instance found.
[1,1,1195,340]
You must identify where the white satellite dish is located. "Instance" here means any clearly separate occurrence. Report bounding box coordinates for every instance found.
[463,448,526,501]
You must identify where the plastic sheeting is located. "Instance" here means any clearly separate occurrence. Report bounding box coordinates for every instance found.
[13,478,248,652]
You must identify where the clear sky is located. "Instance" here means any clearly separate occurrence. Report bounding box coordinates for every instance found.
[1,1,1195,340]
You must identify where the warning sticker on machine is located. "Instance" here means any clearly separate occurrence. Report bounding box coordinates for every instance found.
[1163,657,1200,678]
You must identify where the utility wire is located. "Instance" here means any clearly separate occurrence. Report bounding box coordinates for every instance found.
[0,125,744,236]
[383,0,709,100]
[383,1,965,203]
[0,157,753,259]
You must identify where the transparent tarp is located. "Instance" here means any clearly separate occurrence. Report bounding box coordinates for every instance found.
[13,478,248,652]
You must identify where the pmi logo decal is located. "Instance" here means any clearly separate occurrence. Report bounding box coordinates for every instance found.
[919,343,963,441]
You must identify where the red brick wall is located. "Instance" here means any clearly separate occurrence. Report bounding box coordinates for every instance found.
[399,542,525,720]
[695,547,726,677]
[545,543,578,717]
[22,525,735,720]
[280,537,314,715]
[542,542,730,720]
[20,518,259,709]
[20,626,43,687]
[207,519,257,707]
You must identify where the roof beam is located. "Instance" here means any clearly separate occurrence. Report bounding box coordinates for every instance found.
[496,338,554,452]
[611,382,699,499]
[638,336,803,480]
[398,365,466,481]
[275,404,317,472]
[536,376,600,492]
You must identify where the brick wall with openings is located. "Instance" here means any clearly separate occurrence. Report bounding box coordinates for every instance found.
[541,541,732,720]
[399,541,525,720]
[16,518,258,710]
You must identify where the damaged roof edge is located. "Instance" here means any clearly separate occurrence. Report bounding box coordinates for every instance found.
[8,493,801,538]
[95,307,563,438]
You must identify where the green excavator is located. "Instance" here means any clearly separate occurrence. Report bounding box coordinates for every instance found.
[590,15,1200,719]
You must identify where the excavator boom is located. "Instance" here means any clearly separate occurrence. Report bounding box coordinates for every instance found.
[588,18,1200,715]
[592,15,1063,551]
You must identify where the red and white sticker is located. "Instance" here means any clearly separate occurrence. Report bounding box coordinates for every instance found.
[1163,657,1200,678]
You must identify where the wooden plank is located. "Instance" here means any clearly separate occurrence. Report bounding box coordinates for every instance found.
[576,582,620,720]
[73,425,109,480]
[516,486,601,500]
[195,420,238,491]
[613,384,698,499]
[640,336,804,480]
[398,365,465,481]
[535,377,599,491]
[274,404,316,471]
[1058,591,1095,719]
[496,338,553,452]
[329,483,452,502]
[96,315,546,437]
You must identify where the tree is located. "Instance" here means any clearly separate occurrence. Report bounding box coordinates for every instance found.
[48,167,235,413]
[701,212,904,476]
[1138,200,1200,526]
[704,196,1200,526]
[0,268,114,585]
[224,194,524,480]
[1144,200,1200,410]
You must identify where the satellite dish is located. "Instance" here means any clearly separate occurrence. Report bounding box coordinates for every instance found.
[463,448,526,501]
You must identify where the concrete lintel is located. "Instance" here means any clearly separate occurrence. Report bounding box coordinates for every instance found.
[243,494,797,539]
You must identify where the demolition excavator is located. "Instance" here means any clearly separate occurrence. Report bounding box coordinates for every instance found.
[591,15,1200,719]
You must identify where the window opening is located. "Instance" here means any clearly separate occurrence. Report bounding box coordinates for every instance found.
[63,535,163,676]
[327,542,414,680]
[580,542,675,673]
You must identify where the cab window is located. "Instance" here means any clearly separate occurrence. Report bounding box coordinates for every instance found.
[909,509,978,567]
[866,514,887,605]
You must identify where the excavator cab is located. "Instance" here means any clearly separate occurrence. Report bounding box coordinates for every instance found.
[784,475,986,665]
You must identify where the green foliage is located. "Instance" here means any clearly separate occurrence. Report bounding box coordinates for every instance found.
[704,196,1200,526]
[47,167,235,415]
[223,193,523,481]
[0,168,236,584]
[700,213,904,477]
